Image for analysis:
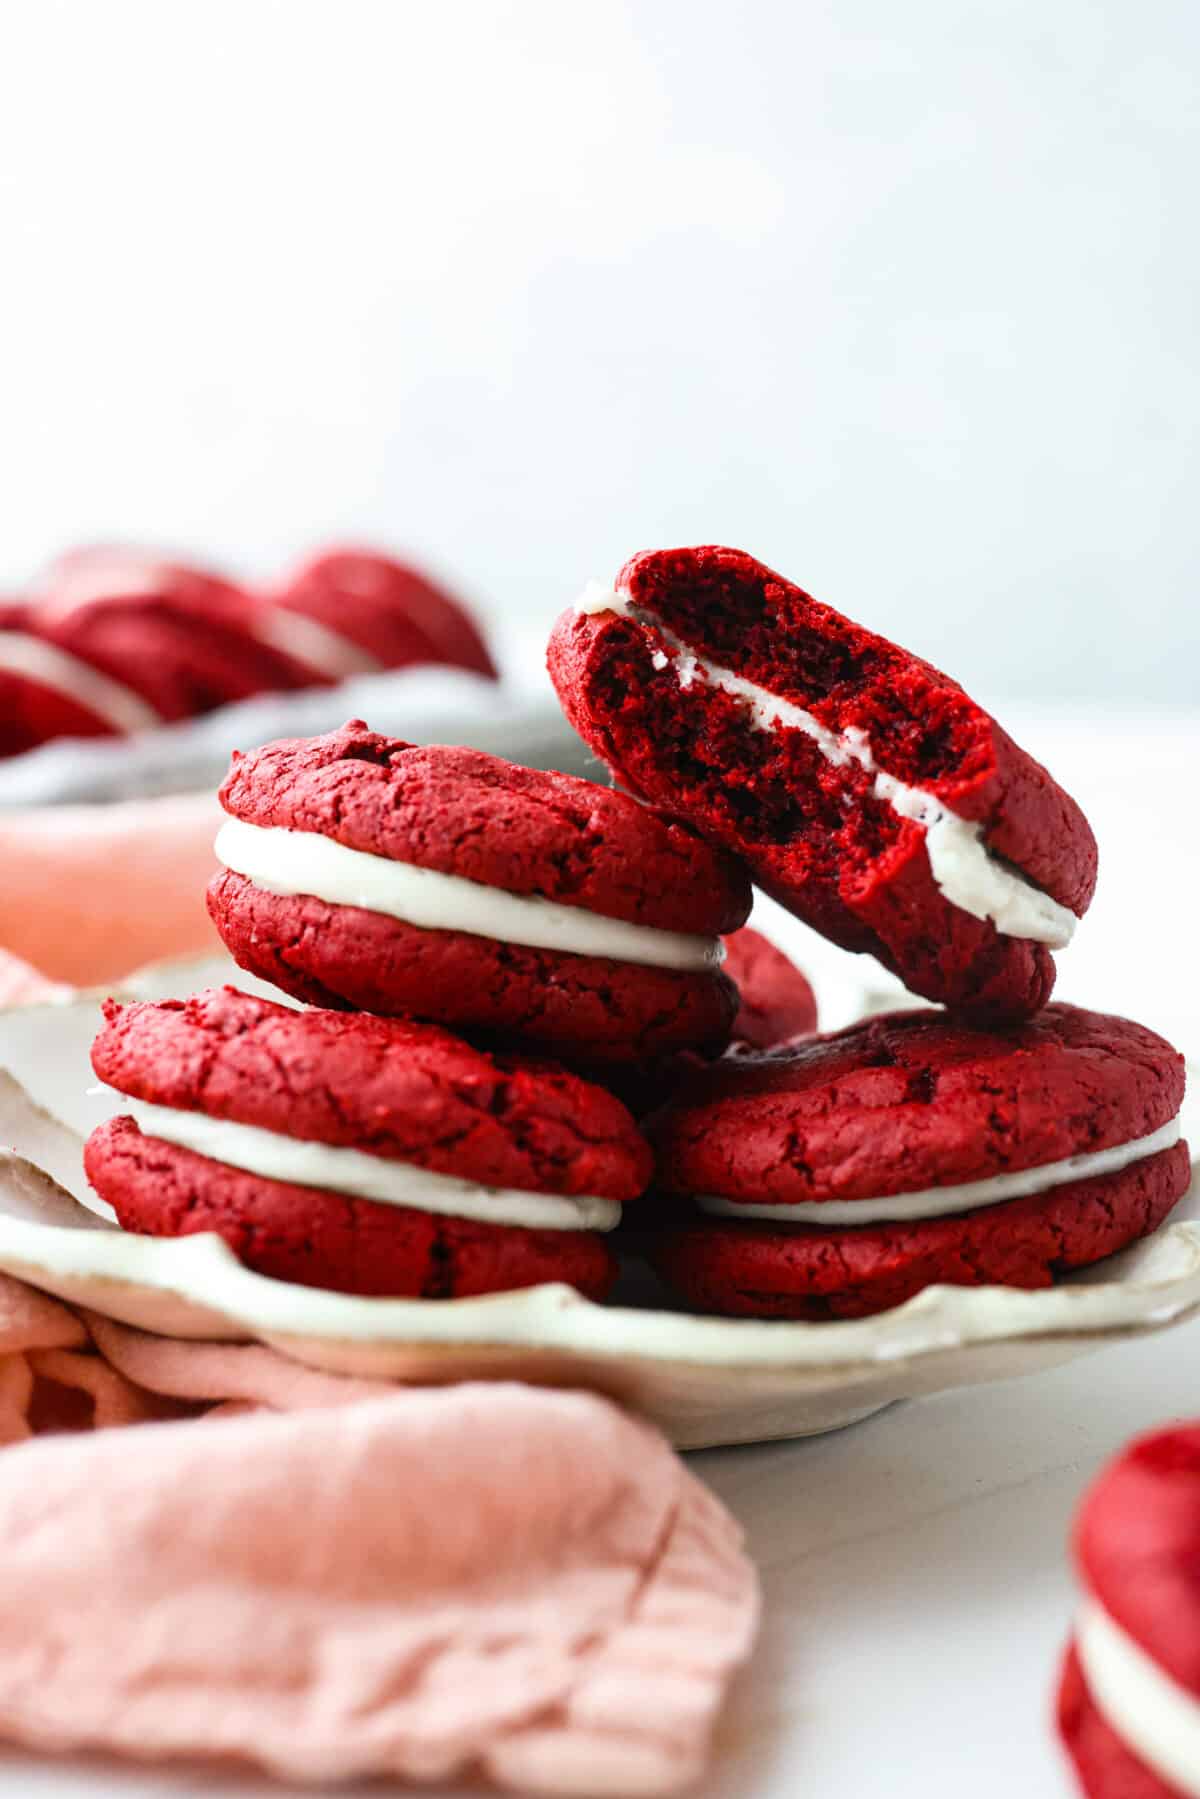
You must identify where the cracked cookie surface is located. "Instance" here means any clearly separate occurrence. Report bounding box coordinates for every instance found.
[209,724,751,1064]
[645,1002,1188,1318]
[86,987,650,1300]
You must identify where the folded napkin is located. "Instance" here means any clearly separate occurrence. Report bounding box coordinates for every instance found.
[0,1275,758,1793]
[0,793,220,984]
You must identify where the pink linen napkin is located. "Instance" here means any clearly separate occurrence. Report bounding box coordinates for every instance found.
[0,1276,759,1793]
[0,792,220,984]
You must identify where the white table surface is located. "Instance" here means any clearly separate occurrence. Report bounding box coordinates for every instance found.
[0,708,1195,1799]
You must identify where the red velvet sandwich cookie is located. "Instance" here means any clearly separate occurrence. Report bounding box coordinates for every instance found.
[28,548,320,725]
[207,723,752,1064]
[645,1002,1188,1319]
[85,987,652,1300]
[0,599,142,758]
[1059,1423,1200,1799]
[264,547,497,683]
[549,545,1098,1017]
[722,926,817,1050]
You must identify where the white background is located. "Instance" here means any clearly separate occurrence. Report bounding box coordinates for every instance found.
[0,0,1196,703]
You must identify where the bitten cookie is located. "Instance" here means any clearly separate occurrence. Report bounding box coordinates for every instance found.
[645,1003,1188,1319]
[207,723,752,1064]
[85,987,652,1300]
[264,547,497,682]
[548,545,1098,1017]
[1059,1423,1200,1798]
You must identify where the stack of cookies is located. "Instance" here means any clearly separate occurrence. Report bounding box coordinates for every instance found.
[84,727,767,1301]
[84,545,1190,1318]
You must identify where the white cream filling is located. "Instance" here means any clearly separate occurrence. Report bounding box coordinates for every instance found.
[214,816,724,974]
[105,1091,620,1233]
[696,1115,1182,1225]
[0,632,161,734]
[577,581,1078,949]
[250,606,384,681]
[1077,1598,1200,1798]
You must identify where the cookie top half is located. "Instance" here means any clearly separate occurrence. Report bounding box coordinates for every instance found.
[648,1002,1186,1207]
[217,722,752,937]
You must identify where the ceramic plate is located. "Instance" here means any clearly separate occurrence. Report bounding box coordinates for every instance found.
[0,960,1195,1449]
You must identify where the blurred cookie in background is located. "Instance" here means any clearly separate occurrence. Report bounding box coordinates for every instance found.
[0,542,497,763]
[1058,1420,1200,1798]
[262,546,497,683]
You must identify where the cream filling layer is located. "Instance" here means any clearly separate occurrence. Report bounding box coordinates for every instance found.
[0,633,161,733]
[1077,1599,1200,1798]
[696,1116,1182,1226]
[214,817,724,974]
[577,582,1078,949]
[107,1092,621,1233]
[250,607,384,681]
